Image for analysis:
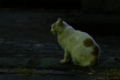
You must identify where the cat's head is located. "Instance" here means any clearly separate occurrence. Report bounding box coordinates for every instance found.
[50,18,64,35]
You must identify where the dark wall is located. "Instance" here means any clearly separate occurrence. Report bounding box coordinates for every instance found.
[1,0,120,13]
[0,0,120,36]
[0,0,81,10]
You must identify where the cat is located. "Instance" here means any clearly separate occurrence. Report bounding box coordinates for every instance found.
[50,18,100,66]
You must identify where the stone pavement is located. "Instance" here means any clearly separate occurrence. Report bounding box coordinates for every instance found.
[0,37,120,71]
[0,69,102,80]
[0,9,120,79]
[1,38,120,80]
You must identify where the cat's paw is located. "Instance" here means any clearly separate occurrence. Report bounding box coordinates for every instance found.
[60,59,66,64]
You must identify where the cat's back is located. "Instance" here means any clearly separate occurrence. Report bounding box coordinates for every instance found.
[71,30,99,53]
[73,30,94,43]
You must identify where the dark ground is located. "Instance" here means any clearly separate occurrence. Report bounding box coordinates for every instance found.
[0,9,120,80]
[0,8,120,67]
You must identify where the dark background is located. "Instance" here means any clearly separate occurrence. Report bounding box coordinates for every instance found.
[0,0,81,10]
[0,0,120,36]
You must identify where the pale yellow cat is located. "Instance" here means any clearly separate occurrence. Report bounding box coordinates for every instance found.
[50,18,100,66]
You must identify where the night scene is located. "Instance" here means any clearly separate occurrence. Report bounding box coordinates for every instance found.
[0,0,120,80]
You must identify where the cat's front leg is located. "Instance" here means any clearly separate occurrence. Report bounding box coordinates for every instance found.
[60,51,70,64]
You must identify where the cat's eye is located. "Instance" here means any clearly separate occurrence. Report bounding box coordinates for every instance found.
[52,23,56,29]
[53,26,55,29]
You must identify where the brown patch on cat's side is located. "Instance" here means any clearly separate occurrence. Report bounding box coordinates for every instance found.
[89,45,100,66]
[89,57,98,66]
[92,45,100,56]
[83,38,94,47]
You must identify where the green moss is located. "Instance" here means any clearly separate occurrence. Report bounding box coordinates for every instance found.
[19,68,34,77]
[100,68,120,80]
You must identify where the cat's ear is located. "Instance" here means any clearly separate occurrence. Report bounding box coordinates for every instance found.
[56,18,63,26]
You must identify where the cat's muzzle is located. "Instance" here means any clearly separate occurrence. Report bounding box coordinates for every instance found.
[50,30,56,35]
